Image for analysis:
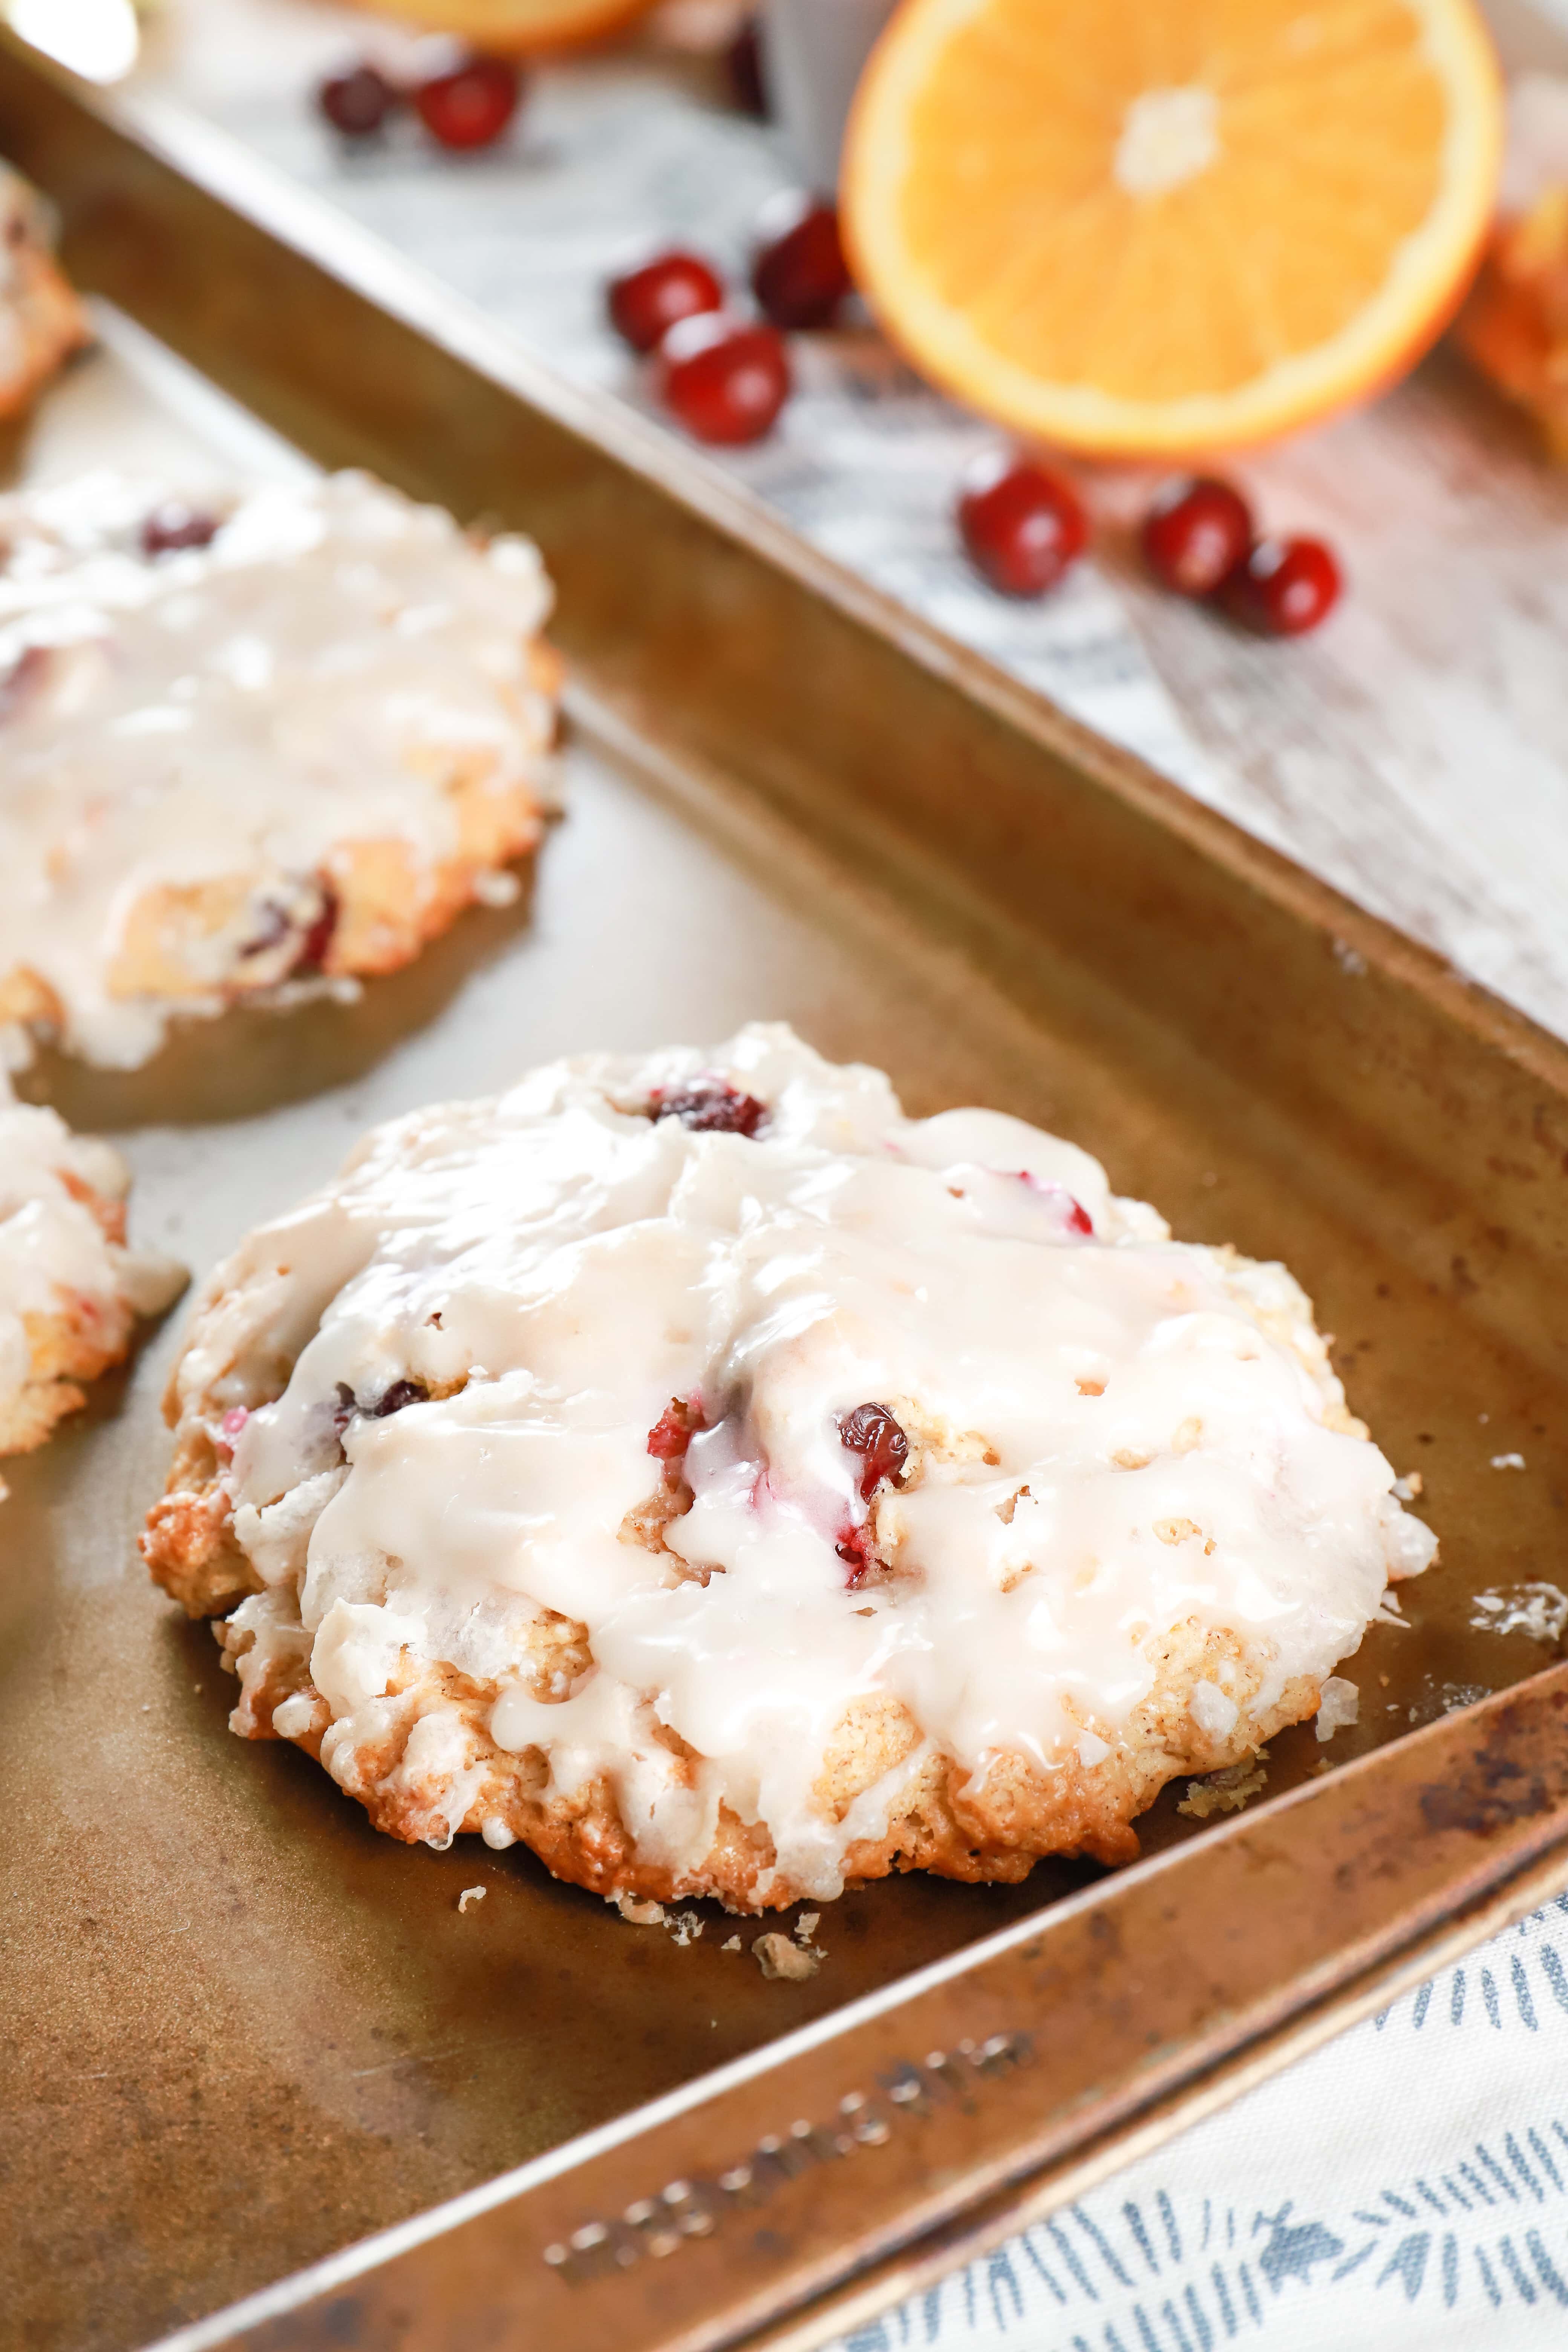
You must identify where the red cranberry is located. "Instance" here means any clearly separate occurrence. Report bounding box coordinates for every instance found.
[957,455,1087,597]
[647,1396,705,1461]
[650,1079,767,1136]
[333,1376,427,1435]
[838,1403,908,1502]
[724,18,768,117]
[1223,536,1342,636]
[141,502,219,556]
[414,55,521,152]
[608,250,725,355]
[836,1524,876,1585]
[1014,1170,1093,1234]
[317,64,399,138]
[295,883,339,975]
[750,194,851,330]
[657,314,791,446]
[238,900,292,960]
[214,1405,249,1459]
[1141,476,1253,598]
[371,1378,429,1417]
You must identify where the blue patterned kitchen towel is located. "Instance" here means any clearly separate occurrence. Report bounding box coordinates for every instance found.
[836,1898,1568,2351]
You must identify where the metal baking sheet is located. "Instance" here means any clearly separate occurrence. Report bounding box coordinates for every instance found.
[4,32,1568,2352]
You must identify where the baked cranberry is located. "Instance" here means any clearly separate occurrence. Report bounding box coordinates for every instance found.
[333,1376,427,1435]
[836,1524,875,1585]
[657,314,791,446]
[414,55,521,151]
[750,193,851,330]
[239,900,292,959]
[724,17,768,117]
[838,1403,908,1502]
[608,250,725,355]
[650,1078,767,1136]
[1223,536,1342,636]
[1141,476,1253,598]
[214,1405,250,1459]
[1014,1170,1093,1234]
[372,1378,429,1416]
[141,502,219,556]
[294,884,339,975]
[647,1396,706,1461]
[317,64,399,138]
[957,455,1087,597]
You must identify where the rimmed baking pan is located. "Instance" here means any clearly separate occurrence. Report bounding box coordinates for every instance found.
[4,30,1568,2352]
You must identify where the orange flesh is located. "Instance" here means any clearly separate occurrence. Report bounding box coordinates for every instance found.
[897,0,1449,404]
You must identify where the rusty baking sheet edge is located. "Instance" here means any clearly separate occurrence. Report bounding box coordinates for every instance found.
[143,1669,1568,2352]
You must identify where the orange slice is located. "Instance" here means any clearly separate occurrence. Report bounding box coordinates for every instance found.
[842,0,1504,456]
[352,0,657,55]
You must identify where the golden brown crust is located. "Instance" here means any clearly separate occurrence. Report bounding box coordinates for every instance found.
[0,1271,135,1462]
[191,1484,1318,1909]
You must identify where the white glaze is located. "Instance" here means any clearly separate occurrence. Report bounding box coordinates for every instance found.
[0,470,554,1069]
[0,1077,184,1452]
[192,1025,1435,1899]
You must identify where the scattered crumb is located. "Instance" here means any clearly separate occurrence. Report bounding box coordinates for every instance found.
[753,1931,820,1983]
[1470,1583,1568,1644]
[795,1911,820,1944]
[1379,1674,1390,1687]
[1178,1749,1268,1819]
[140,1704,151,1713]
[1479,1412,1490,1425]
[665,1908,704,1947]
[616,1894,666,1927]
[1491,1453,1527,1471]
[457,1886,485,1914]
[192,1683,203,1694]
[1311,1758,1334,1774]
[1407,1677,1491,1725]
[1316,1677,1359,1740]
[722,1935,742,1952]
[1390,1471,1423,1502]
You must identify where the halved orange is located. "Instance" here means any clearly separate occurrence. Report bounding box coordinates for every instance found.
[351,0,658,56]
[842,0,1504,457]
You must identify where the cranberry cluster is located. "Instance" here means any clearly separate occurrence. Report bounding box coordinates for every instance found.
[316,53,522,153]
[605,194,852,447]
[1141,475,1341,635]
[957,454,1341,637]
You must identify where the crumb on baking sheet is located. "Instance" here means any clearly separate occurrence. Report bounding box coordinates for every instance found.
[457,1886,485,1913]
[722,1935,741,1952]
[1491,1452,1527,1471]
[1391,1470,1423,1501]
[1177,1749,1269,1819]
[616,1894,666,1926]
[1315,1677,1359,1740]
[753,1931,820,1982]
[795,1911,820,1944]
[1470,1582,1568,1644]
[666,1908,704,1947]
